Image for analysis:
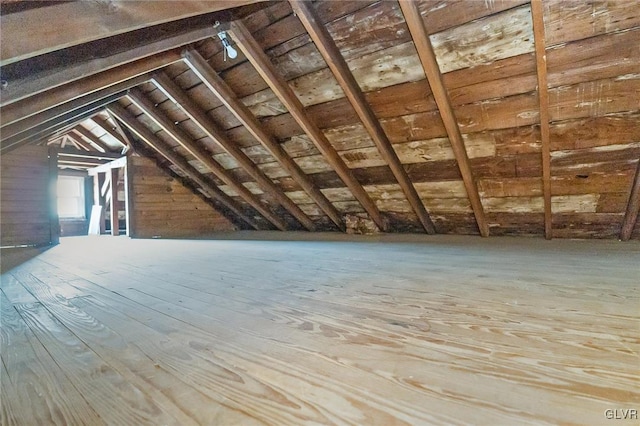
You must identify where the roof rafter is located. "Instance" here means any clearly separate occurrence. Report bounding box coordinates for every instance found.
[290,0,436,234]
[0,0,264,66]
[1,51,179,127]
[151,71,316,231]
[1,92,126,154]
[182,48,345,231]
[72,126,111,153]
[127,89,289,231]
[107,102,261,230]
[531,0,553,240]
[398,0,489,237]
[620,162,640,241]
[228,19,388,232]
[91,115,130,150]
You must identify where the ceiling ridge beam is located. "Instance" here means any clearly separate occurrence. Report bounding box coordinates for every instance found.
[181,48,345,231]
[151,71,316,232]
[127,89,289,231]
[398,0,489,237]
[290,0,436,234]
[72,126,111,153]
[107,102,261,230]
[228,19,387,232]
[620,161,640,241]
[531,0,553,240]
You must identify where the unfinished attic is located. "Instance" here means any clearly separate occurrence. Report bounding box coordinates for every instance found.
[1,1,639,424]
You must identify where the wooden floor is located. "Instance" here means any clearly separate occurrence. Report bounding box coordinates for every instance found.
[1,233,639,425]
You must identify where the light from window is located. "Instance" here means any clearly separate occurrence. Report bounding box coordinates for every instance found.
[57,176,85,219]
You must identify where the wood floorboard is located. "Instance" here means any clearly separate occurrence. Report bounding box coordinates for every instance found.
[1,234,639,425]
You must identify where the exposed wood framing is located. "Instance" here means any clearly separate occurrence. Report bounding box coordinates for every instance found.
[151,72,316,231]
[55,147,122,160]
[107,102,261,230]
[66,133,93,152]
[127,90,289,231]
[2,16,238,106]
[182,48,345,231]
[91,116,130,149]
[398,0,489,237]
[229,20,387,231]
[0,51,178,127]
[1,92,126,154]
[1,75,148,143]
[110,168,120,236]
[290,0,436,234]
[72,126,110,153]
[620,161,640,241]
[88,157,128,176]
[531,0,553,240]
[0,0,263,66]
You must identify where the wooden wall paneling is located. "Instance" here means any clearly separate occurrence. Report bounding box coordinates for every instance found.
[129,156,236,238]
[183,49,345,231]
[151,71,316,231]
[0,145,53,246]
[291,0,436,234]
[229,20,387,231]
[531,0,552,239]
[48,147,60,245]
[398,0,489,237]
[107,102,261,230]
[0,52,178,128]
[620,161,640,241]
[127,89,289,231]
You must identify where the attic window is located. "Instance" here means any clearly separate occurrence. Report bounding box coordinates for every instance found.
[57,176,86,219]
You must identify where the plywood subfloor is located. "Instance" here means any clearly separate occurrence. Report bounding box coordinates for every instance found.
[1,233,639,425]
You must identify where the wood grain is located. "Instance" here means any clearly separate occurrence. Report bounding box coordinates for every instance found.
[1,235,638,424]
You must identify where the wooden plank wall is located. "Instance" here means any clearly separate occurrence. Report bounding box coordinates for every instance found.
[129,156,236,238]
[0,145,54,246]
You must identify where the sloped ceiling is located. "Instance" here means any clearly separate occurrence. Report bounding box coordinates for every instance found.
[1,0,639,239]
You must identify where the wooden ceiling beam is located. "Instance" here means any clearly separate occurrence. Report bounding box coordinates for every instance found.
[72,126,111,153]
[127,90,289,231]
[620,161,640,241]
[151,72,316,231]
[1,0,264,66]
[398,0,489,237]
[1,74,148,142]
[65,133,93,152]
[182,48,345,231]
[1,13,238,106]
[1,91,126,154]
[3,107,106,155]
[91,116,130,149]
[531,0,553,240]
[229,20,387,232]
[0,51,178,127]
[290,0,436,234]
[107,102,261,230]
